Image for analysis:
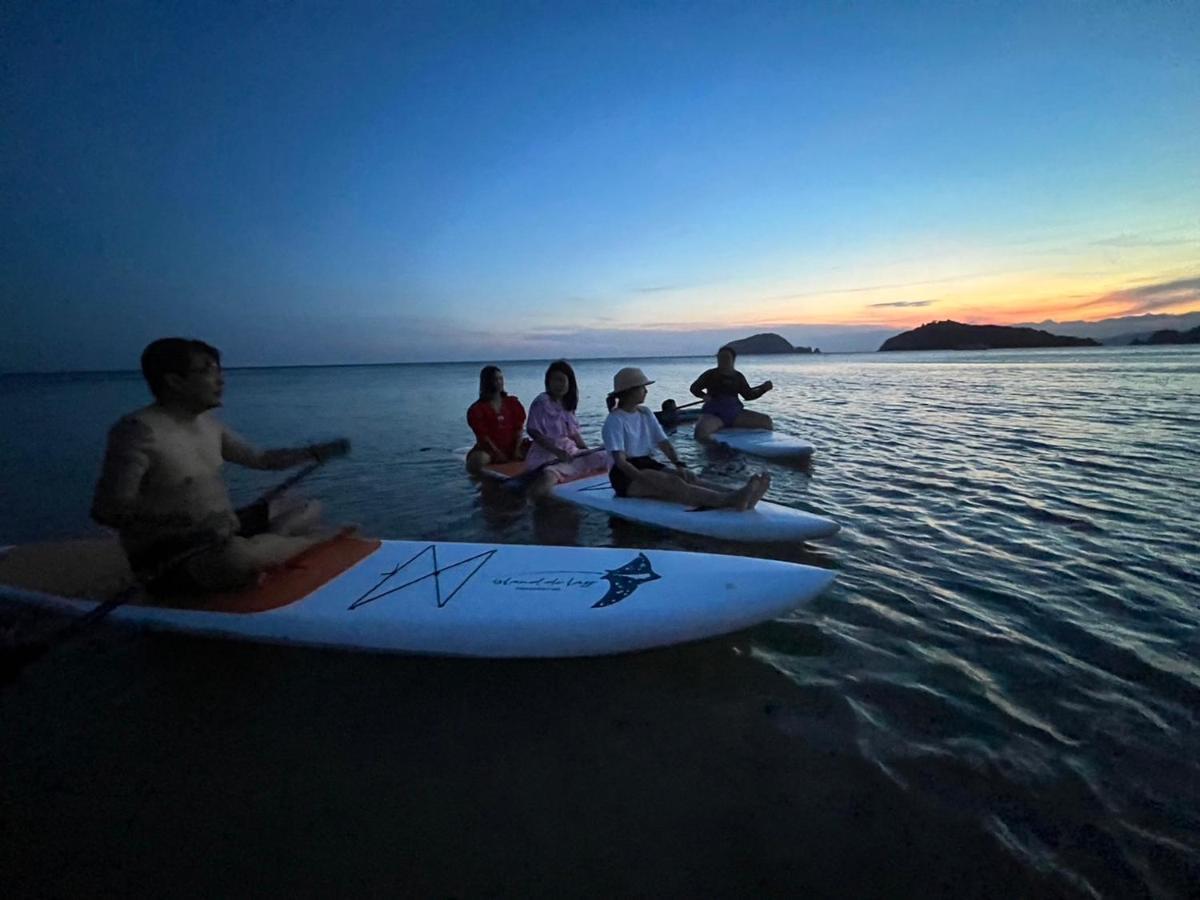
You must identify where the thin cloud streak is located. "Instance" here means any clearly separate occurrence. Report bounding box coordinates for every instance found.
[1100,276,1200,315]
[868,300,935,308]
[1090,235,1198,249]
[632,284,692,294]
[1125,276,1200,298]
[630,276,731,294]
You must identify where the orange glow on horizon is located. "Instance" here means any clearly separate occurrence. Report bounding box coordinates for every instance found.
[681,269,1200,332]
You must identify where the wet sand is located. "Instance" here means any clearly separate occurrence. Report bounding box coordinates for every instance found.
[3,624,1057,898]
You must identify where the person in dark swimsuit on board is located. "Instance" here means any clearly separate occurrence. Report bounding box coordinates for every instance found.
[689,345,774,442]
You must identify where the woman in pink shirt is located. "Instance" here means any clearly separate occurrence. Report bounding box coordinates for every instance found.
[524,360,607,498]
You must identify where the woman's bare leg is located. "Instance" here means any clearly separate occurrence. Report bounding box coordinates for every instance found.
[693,413,726,442]
[626,469,756,509]
[680,469,772,508]
[733,409,773,430]
[699,475,765,499]
[465,449,492,475]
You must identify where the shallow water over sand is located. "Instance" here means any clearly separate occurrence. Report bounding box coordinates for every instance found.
[3,346,1198,897]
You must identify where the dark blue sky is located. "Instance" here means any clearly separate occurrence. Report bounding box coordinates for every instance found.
[3,1,1197,370]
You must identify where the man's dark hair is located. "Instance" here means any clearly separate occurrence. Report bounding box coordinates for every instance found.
[718,345,738,361]
[140,338,221,400]
[478,365,505,400]
[544,359,579,412]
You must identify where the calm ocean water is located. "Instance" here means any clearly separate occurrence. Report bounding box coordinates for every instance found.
[3,346,1198,897]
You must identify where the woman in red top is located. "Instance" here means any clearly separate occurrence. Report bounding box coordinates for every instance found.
[465,365,528,474]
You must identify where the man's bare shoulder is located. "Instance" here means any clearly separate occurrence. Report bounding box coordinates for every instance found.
[108,405,160,442]
[199,410,233,440]
[114,405,224,432]
[108,405,225,445]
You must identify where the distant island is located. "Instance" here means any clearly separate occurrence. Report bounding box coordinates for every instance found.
[879,320,1101,352]
[1131,326,1200,346]
[725,332,820,355]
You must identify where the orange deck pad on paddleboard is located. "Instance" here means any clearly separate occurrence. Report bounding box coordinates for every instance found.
[192,535,381,614]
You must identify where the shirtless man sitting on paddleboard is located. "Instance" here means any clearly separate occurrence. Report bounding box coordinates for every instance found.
[91,337,350,594]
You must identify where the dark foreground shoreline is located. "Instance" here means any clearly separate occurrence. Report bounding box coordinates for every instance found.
[4,625,1060,898]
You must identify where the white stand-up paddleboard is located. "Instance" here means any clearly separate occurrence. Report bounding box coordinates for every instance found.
[553,474,837,541]
[459,450,839,542]
[709,429,814,460]
[0,538,836,658]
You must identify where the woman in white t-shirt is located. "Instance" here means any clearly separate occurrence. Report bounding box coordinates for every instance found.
[602,367,769,509]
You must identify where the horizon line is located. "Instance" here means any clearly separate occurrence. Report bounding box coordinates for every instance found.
[4,307,1198,377]
[1,348,876,378]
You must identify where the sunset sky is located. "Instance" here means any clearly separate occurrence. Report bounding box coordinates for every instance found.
[2,1,1197,370]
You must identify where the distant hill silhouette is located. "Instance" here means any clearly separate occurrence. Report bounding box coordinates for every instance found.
[1018,310,1200,345]
[1132,325,1200,345]
[725,332,819,354]
[879,320,1100,352]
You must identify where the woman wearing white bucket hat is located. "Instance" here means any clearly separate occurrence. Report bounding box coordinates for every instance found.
[602,367,770,509]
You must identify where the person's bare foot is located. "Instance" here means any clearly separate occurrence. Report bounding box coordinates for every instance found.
[731,477,758,511]
[744,472,771,510]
